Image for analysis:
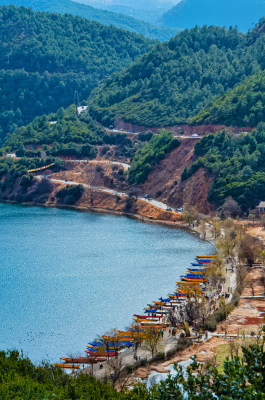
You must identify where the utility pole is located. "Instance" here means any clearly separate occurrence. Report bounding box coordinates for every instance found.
[74,90,80,117]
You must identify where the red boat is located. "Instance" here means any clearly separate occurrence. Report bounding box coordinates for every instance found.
[85,350,118,357]
[133,314,163,319]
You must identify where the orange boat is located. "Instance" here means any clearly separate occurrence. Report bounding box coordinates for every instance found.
[53,363,80,369]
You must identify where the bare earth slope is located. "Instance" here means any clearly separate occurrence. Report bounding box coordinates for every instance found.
[141,139,214,214]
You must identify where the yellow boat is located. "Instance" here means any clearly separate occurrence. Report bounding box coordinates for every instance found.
[176,281,201,286]
[102,336,134,342]
[117,330,146,338]
[152,301,171,306]
[53,363,80,369]
[177,287,203,294]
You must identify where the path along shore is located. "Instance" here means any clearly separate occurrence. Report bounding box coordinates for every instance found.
[75,221,240,384]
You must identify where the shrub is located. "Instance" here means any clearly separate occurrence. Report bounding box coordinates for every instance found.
[20,174,33,189]
[56,184,84,205]
[153,352,165,362]
[204,315,218,332]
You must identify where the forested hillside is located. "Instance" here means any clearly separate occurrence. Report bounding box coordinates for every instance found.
[182,124,265,211]
[190,71,265,127]
[3,106,105,158]
[0,0,178,40]
[0,5,155,139]
[158,0,265,32]
[88,23,265,128]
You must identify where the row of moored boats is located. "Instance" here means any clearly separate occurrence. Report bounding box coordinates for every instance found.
[54,254,216,369]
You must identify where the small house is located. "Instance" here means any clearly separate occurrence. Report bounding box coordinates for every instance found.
[255,201,265,214]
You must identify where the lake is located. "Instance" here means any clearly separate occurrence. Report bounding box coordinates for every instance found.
[0,203,214,364]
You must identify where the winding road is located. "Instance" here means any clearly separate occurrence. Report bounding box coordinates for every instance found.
[67,159,130,170]
[36,176,174,212]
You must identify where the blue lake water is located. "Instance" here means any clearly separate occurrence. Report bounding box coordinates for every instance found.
[0,203,214,364]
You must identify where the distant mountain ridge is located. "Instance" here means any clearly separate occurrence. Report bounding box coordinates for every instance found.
[159,0,265,33]
[0,0,178,40]
[77,0,177,11]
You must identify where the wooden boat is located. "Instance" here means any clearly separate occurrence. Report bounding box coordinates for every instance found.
[167,293,187,299]
[187,269,206,273]
[85,350,117,357]
[137,319,166,326]
[196,255,216,259]
[173,292,188,296]
[61,357,106,363]
[181,278,206,283]
[102,335,134,342]
[53,363,80,369]
[145,307,168,314]
[144,309,168,314]
[152,301,171,306]
[177,287,203,294]
[144,309,163,314]
[158,298,172,303]
[134,314,163,319]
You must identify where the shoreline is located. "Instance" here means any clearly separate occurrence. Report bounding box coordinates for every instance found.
[0,198,214,245]
[1,198,218,378]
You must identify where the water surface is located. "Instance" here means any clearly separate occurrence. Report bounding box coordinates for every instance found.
[0,203,214,363]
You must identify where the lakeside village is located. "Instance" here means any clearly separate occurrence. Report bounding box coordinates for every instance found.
[52,215,265,386]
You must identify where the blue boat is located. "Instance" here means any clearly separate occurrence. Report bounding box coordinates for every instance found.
[188,268,206,272]
[158,297,171,302]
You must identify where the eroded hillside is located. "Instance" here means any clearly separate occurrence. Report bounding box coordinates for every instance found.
[140,139,214,214]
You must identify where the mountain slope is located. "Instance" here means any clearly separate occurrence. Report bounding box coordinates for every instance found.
[0,0,178,40]
[88,24,265,128]
[181,124,265,211]
[0,5,154,139]
[190,71,265,127]
[158,0,265,32]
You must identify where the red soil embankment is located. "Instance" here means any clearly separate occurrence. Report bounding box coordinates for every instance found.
[141,139,215,214]
[44,183,182,223]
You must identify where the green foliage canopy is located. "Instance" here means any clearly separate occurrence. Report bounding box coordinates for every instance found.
[191,70,265,127]
[0,5,155,139]
[88,23,265,128]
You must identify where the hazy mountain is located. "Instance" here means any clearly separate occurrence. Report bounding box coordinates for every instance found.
[0,0,178,40]
[158,0,265,32]
[72,0,181,24]
[77,0,178,11]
